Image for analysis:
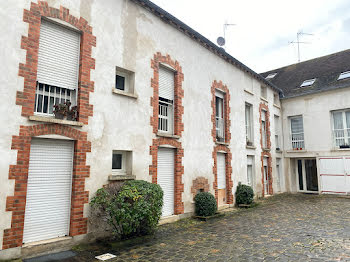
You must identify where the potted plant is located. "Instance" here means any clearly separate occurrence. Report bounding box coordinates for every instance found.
[340,144,350,149]
[67,106,78,121]
[53,103,68,119]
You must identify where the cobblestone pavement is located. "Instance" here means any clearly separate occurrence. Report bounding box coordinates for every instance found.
[65,194,350,261]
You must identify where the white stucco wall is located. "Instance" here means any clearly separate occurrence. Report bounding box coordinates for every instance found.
[0,0,283,251]
[281,88,350,192]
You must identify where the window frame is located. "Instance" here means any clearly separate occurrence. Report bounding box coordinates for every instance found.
[215,89,225,142]
[261,110,268,149]
[112,151,127,174]
[290,115,305,150]
[331,109,350,148]
[274,115,281,150]
[245,103,253,145]
[247,155,254,186]
[260,86,267,99]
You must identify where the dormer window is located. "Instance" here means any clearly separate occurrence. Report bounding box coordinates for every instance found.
[266,73,277,79]
[300,78,315,88]
[337,71,350,81]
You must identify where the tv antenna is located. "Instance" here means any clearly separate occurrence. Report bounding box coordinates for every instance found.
[216,22,236,48]
[289,30,313,62]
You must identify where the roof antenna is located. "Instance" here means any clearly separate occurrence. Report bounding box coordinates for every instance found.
[216,21,236,49]
[289,30,313,62]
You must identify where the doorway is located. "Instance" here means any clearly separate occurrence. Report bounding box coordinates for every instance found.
[297,159,318,192]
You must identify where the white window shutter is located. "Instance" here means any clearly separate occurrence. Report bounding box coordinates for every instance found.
[159,67,174,100]
[37,20,80,90]
[217,153,226,189]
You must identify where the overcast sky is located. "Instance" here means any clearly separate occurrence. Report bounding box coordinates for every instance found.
[151,0,350,73]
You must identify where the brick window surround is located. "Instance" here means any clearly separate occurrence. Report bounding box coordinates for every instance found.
[149,138,184,215]
[210,80,233,204]
[17,1,96,125]
[259,103,273,196]
[3,124,91,249]
[150,52,184,136]
[211,80,231,144]
[212,145,234,204]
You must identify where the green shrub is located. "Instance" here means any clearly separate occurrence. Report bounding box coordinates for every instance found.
[90,180,163,239]
[194,192,217,217]
[235,182,254,205]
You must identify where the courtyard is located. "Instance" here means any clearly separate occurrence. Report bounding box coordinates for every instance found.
[48,193,350,262]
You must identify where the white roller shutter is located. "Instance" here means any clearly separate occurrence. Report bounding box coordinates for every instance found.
[23,138,74,243]
[37,19,80,90]
[319,157,349,195]
[159,66,174,101]
[217,153,226,189]
[157,148,175,217]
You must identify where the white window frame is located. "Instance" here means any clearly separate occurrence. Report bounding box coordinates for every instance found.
[112,151,126,174]
[261,110,267,149]
[115,70,129,92]
[247,155,254,187]
[300,78,316,87]
[245,103,253,145]
[274,115,281,150]
[215,90,225,142]
[261,86,267,99]
[266,73,277,79]
[276,158,282,192]
[331,109,350,148]
[290,115,305,150]
[337,71,350,81]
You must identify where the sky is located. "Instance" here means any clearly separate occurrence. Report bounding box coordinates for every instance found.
[150,0,350,73]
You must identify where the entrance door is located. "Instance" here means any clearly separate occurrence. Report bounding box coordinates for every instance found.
[23,139,74,243]
[319,157,350,194]
[157,148,175,217]
[297,159,318,192]
[217,153,226,206]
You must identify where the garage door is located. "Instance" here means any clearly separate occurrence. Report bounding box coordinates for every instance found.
[157,148,175,217]
[319,157,350,195]
[23,138,74,243]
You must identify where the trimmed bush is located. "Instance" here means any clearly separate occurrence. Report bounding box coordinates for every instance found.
[235,182,254,205]
[194,192,217,217]
[90,180,163,239]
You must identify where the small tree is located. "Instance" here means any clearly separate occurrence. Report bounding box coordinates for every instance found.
[235,182,254,206]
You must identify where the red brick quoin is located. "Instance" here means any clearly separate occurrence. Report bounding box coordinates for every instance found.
[149,138,184,215]
[259,103,273,196]
[191,177,210,200]
[210,81,233,204]
[17,1,96,125]
[150,52,184,136]
[3,124,91,249]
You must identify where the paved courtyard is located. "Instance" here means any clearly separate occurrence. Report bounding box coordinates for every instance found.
[64,194,350,261]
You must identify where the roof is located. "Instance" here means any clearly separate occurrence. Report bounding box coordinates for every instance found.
[131,0,283,96]
[260,49,350,99]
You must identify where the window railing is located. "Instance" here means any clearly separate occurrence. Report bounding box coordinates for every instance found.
[291,133,304,149]
[158,102,173,133]
[216,117,225,141]
[34,82,76,116]
[333,129,350,147]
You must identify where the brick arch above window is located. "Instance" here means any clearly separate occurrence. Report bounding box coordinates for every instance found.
[3,124,91,249]
[211,80,231,144]
[17,1,96,125]
[150,52,184,136]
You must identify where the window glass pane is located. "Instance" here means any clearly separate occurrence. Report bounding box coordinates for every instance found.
[346,111,350,129]
[298,160,303,190]
[333,112,343,129]
[116,75,125,91]
[216,97,223,118]
[291,117,303,134]
[112,153,122,169]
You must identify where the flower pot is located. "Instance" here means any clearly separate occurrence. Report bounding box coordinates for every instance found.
[54,112,65,119]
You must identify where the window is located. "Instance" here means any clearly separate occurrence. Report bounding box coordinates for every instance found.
[158,66,175,134]
[34,19,80,116]
[112,151,132,175]
[273,93,280,106]
[338,71,350,81]
[290,116,304,149]
[247,155,254,186]
[276,158,282,192]
[261,86,267,99]
[274,115,280,150]
[115,67,135,94]
[300,78,315,87]
[332,110,350,148]
[245,103,253,145]
[261,110,267,149]
[215,90,225,142]
[266,73,277,79]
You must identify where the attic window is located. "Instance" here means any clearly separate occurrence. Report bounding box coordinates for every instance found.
[300,78,315,87]
[266,73,277,79]
[338,71,350,80]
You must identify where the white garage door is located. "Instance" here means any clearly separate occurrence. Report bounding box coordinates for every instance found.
[157,148,175,217]
[217,153,226,189]
[23,138,74,243]
[319,157,350,195]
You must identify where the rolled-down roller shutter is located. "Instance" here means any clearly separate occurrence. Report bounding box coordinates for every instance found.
[157,148,175,217]
[23,138,74,243]
[217,153,226,189]
[37,19,80,90]
[159,66,174,101]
